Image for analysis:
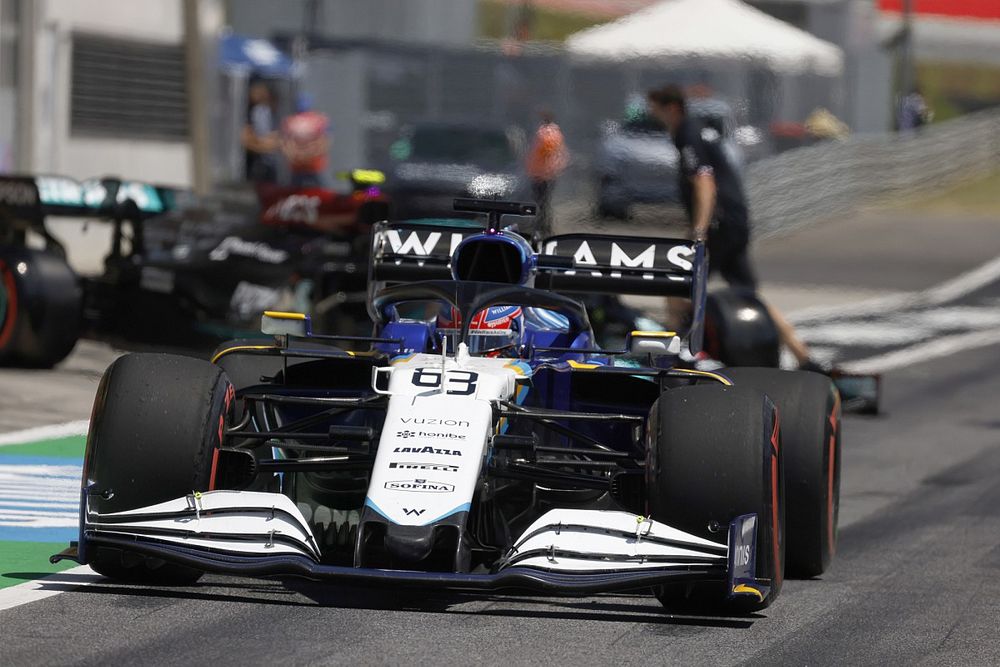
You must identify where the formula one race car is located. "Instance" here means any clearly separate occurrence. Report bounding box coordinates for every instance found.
[0,172,387,366]
[56,199,841,612]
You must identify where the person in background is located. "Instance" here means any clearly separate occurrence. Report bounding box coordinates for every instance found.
[646,84,823,372]
[898,87,932,133]
[280,93,331,189]
[241,79,279,183]
[805,107,850,142]
[526,110,568,239]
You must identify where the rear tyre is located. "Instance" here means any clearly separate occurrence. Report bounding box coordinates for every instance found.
[723,367,841,578]
[0,247,82,367]
[648,384,783,612]
[84,353,234,584]
[704,288,779,367]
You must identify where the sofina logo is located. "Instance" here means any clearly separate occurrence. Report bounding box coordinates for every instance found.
[384,479,455,493]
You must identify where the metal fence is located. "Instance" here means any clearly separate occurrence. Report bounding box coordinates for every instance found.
[747,107,1000,238]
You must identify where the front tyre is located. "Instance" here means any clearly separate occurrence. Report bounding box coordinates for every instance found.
[648,384,784,612]
[723,368,841,578]
[83,353,235,584]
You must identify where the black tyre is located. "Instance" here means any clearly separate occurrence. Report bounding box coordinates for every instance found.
[0,246,82,367]
[83,353,235,583]
[704,287,779,367]
[648,384,784,612]
[723,367,840,578]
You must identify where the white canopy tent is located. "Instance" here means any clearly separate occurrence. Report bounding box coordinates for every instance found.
[566,0,844,76]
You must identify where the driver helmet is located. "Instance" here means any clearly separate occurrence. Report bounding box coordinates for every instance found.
[437,305,524,357]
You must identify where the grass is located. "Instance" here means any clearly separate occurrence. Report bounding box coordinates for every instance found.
[477,0,606,42]
[917,62,1000,123]
[885,170,1000,216]
[0,542,79,589]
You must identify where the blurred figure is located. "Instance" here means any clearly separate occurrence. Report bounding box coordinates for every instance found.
[526,110,568,238]
[805,107,850,142]
[647,84,821,371]
[898,87,932,132]
[241,79,279,183]
[281,93,332,189]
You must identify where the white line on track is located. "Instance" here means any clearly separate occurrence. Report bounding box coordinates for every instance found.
[0,566,102,613]
[0,420,90,447]
[788,253,1000,324]
[782,251,1000,373]
[841,329,1000,374]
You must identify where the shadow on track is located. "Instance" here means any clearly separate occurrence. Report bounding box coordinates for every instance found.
[28,568,760,629]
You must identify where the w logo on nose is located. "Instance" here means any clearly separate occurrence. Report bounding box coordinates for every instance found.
[402,508,425,517]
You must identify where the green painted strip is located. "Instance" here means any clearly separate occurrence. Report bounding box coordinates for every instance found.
[0,435,86,458]
[0,541,78,590]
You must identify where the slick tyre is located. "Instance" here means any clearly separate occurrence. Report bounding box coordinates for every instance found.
[648,384,784,612]
[0,247,82,367]
[723,367,841,578]
[704,288,779,367]
[84,353,235,584]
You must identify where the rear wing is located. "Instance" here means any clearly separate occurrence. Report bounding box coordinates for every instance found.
[0,174,186,229]
[369,220,485,284]
[368,220,708,350]
[536,233,707,352]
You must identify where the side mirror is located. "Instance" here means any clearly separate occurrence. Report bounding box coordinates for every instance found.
[261,310,311,337]
[627,330,681,356]
[349,169,386,186]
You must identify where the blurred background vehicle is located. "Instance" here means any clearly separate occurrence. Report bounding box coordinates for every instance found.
[381,120,529,219]
[593,95,768,219]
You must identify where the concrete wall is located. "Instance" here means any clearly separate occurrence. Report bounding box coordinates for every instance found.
[20,0,192,185]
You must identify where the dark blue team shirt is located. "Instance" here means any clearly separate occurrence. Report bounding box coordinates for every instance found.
[672,116,749,231]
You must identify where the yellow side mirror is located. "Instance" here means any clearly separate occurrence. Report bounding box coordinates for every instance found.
[261,311,311,337]
[349,169,385,185]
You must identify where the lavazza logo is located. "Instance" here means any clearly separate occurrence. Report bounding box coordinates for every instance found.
[390,461,459,473]
[393,446,462,456]
[385,479,455,493]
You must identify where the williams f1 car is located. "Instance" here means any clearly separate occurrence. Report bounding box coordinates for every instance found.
[0,172,387,366]
[55,199,841,611]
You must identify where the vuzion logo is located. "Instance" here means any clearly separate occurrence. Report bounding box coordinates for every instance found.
[385,479,455,493]
[400,417,470,428]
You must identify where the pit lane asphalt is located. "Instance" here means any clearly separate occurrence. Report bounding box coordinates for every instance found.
[3,209,1000,665]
